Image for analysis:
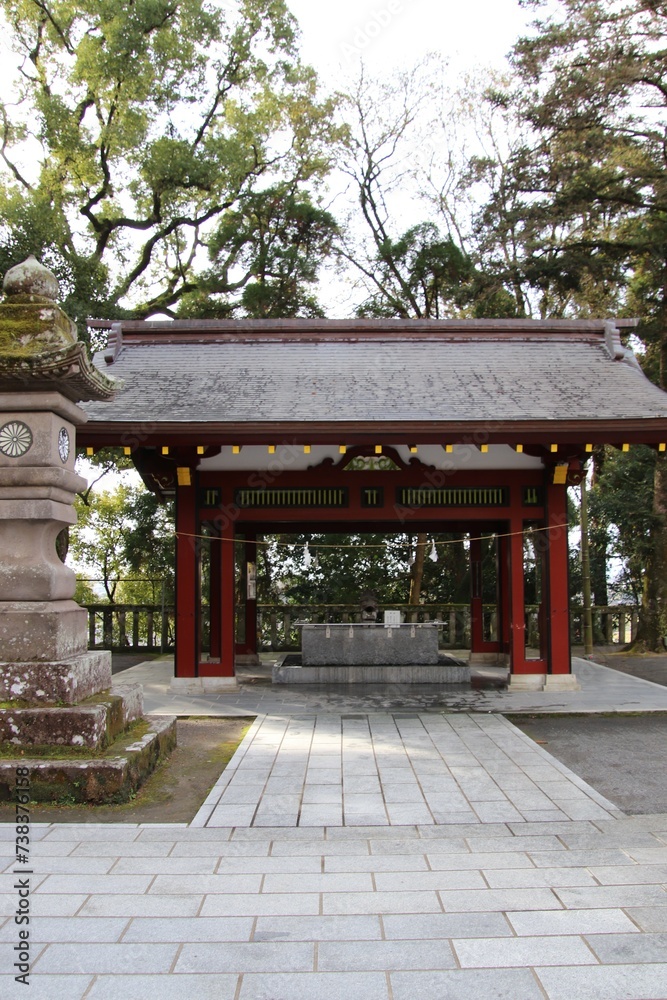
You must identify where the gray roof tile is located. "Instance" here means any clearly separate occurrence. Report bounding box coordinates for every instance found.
[83,338,667,425]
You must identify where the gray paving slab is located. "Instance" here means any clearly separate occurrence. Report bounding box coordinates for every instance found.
[625,846,667,863]
[34,873,153,894]
[556,884,667,907]
[122,916,254,941]
[535,963,667,1000]
[254,914,382,941]
[373,870,487,891]
[149,873,263,894]
[175,940,314,973]
[238,971,390,1000]
[86,974,239,999]
[31,941,179,973]
[466,834,564,852]
[323,890,442,914]
[0,974,93,999]
[507,908,640,936]
[390,968,546,999]
[529,848,633,867]
[318,938,457,970]
[0,915,129,942]
[270,838,369,855]
[453,934,597,967]
[1,856,113,874]
[7,677,667,995]
[0,892,88,916]
[112,857,218,874]
[71,840,174,857]
[381,912,514,939]
[626,906,667,931]
[263,872,374,893]
[438,887,563,911]
[201,893,320,916]
[482,867,598,888]
[589,863,667,884]
[78,894,204,917]
[585,931,667,963]
[324,854,428,871]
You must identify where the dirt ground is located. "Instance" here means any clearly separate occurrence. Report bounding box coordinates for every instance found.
[0,717,251,825]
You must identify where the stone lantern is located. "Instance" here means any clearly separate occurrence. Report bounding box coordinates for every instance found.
[0,257,175,801]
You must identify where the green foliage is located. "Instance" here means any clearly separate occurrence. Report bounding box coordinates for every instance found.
[258,532,471,607]
[589,446,661,603]
[493,0,667,336]
[122,493,175,603]
[356,222,476,319]
[178,186,339,319]
[0,0,340,330]
[70,481,174,602]
[71,484,135,601]
[74,578,98,605]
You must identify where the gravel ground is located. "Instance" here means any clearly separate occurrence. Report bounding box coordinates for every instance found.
[509,713,667,815]
[588,650,667,687]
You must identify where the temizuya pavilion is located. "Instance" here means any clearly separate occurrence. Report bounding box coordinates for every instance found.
[79,317,667,692]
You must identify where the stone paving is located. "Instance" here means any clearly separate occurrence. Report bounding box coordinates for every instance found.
[2,667,667,998]
[196,713,623,829]
[124,655,667,717]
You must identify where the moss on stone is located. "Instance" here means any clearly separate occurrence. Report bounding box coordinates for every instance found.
[0,717,152,759]
[0,301,77,356]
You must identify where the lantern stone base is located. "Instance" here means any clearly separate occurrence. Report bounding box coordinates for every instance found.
[0,601,88,661]
[0,715,177,803]
[0,650,112,704]
[0,649,176,801]
[0,685,144,749]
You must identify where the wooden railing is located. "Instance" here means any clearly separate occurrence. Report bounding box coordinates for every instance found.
[84,602,639,653]
[569,605,639,646]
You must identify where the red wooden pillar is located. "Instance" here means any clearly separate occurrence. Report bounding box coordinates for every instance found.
[175,482,197,678]
[508,511,528,674]
[221,527,236,676]
[469,536,484,654]
[209,530,222,661]
[545,481,571,675]
[497,533,511,657]
[235,533,258,659]
[199,526,235,677]
[244,533,258,658]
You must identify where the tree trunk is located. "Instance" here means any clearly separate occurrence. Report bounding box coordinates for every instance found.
[580,478,594,655]
[636,271,667,650]
[637,455,667,650]
[589,448,609,611]
[409,533,427,604]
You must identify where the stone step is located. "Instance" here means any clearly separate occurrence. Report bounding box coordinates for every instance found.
[0,683,143,749]
[0,714,176,803]
[0,650,112,704]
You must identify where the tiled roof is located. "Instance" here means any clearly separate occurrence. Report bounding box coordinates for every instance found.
[83,325,667,426]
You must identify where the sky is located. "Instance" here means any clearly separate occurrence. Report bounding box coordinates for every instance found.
[285,0,537,80]
[278,0,545,315]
